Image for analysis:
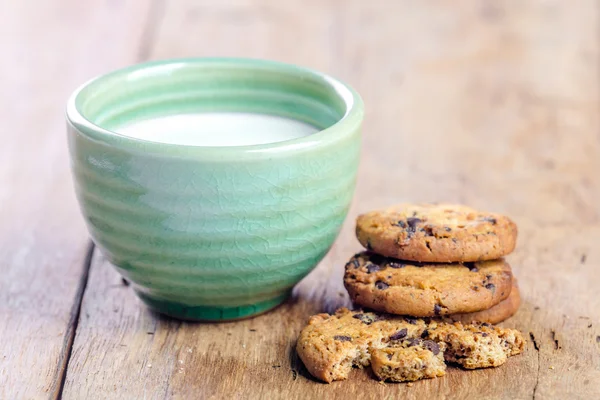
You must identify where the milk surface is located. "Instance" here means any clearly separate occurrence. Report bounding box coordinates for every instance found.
[116,113,319,146]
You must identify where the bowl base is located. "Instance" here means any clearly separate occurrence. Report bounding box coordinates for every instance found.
[135,291,290,321]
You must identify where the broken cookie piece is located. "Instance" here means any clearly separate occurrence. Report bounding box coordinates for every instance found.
[427,320,525,369]
[296,308,426,382]
[296,308,524,383]
[370,339,447,382]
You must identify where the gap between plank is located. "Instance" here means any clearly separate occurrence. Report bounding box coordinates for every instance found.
[51,2,165,398]
[51,241,94,400]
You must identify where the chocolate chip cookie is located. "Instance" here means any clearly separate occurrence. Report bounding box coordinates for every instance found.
[356,203,517,262]
[370,340,447,382]
[449,279,521,324]
[344,252,513,317]
[296,308,524,383]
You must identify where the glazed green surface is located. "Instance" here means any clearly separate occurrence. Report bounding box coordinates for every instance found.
[67,58,363,320]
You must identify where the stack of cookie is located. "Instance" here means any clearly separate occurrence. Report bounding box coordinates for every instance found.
[296,204,524,384]
[346,203,520,323]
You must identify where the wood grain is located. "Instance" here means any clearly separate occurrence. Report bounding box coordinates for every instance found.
[0,1,151,398]
[52,0,600,398]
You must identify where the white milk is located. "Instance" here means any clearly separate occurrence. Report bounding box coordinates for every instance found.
[116,113,319,146]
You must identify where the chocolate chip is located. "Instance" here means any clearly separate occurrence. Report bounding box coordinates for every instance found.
[406,217,422,229]
[366,240,373,250]
[390,328,408,341]
[421,329,429,338]
[422,340,440,355]
[405,317,417,325]
[403,217,422,238]
[464,262,478,272]
[485,283,495,290]
[375,281,389,290]
[387,353,393,360]
[596,336,600,343]
[388,262,406,269]
[397,220,407,228]
[482,322,492,328]
[366,263,382,273]
[434,304,442,315]
[486,275,492,280]
[482,217,497,225]
[353,313,372,325]
[452,238,458,243]
[444,227,452,232]
[407,338,422,347]
[349,274,356,279]
[348,259,360,269]
[482,332,489,337]
[334,335,352,342]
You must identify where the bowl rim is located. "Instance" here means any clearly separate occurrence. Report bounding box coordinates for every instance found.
[66,57,364,159]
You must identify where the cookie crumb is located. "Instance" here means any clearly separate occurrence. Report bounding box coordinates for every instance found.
[407,382,414,387]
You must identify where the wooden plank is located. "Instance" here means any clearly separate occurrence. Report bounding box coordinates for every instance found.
[62,0,600,398]
[0,1,151,398]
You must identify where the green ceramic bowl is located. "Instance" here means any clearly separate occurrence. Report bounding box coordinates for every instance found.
[66,58,363,321]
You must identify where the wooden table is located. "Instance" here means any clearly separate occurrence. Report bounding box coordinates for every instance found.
[2,1,599,398]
